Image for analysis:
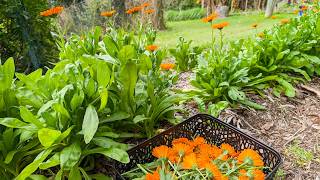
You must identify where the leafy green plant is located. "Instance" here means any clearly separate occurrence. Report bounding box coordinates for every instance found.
[0,57,130,180]
[169,37,202,72]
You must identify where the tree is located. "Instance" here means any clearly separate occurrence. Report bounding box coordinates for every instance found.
[112,0,126,28]
[265,0,277,17]
[152,0,166,30]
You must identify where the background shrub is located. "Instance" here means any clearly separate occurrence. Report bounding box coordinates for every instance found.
[0,0,59,72]
[166,7,206,21]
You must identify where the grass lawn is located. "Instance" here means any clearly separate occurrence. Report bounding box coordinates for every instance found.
[156,12,295,48]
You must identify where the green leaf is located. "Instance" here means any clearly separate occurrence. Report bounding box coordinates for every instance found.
[98,88,108,112]
[93,137,128,149]
[276,78,295,97]
[118,45,136,64]
[55,126,74,143]
[0,57,15,92]
[0,118,28,128]
[5,150,17,164]
[60,142,81,170]
[20,107,43,128]
[27,175,47,180]
[70,89,84,112]
[79,168,92,180]
[55,169,63,180]
[16,148,53,180]
[82,105,99,144]
[239,99,265,110]
[39,153,60,170]
[133,115,148,124]
[96,62,111,88]
[38,128,61,148]
[53,103,71,119]
[84,148,129,163]
[100,111,130,123]
[208,101,229,117]
[69,166,82,180]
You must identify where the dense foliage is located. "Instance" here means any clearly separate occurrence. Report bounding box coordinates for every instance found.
[0,26,182,179]
[166,7,206,21]
[0,0,59,72]
[190,8,320,114]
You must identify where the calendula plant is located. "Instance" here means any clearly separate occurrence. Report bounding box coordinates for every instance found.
[169,37,203,72]
[0,57,131,180]
[123,137,266,180]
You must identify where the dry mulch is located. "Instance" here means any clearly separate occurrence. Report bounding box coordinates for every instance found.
[176,73,320,179]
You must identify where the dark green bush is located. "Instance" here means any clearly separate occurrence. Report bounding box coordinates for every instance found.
[166,7,206,21]
[0,0,59,72]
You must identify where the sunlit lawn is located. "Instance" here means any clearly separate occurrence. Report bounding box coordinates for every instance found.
[156,12,295,47]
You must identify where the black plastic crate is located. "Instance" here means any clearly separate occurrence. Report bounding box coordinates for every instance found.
[114,114,282,179]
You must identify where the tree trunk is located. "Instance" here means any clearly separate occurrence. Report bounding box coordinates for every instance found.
[152,0,166,30]
[112,0,126,28]
[265,0,277,17]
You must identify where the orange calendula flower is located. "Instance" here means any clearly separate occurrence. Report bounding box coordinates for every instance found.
[239,169,249,180]
[221,143,237,156]
[202,12,218,23]
[172,137,190,145]
[281,18,290,24]
[152,145,171,159]
[40,6,64,17]
[212,22,229,30]
[271,15,277,19]
[301,6,308,11]
[196,153,211,168]
[141,2,151,7]
[251,169,265,180]
[192,136,206,146]
[237,149,264,167]
[100,10,116,17]
[145,170,160,180]
[126,6,143,14]
[182,153,197,169]
[251,23,258,28]
[258,32,265,38]
[144,9,155,14]
[172,143,193,156]
[160,63,175,70]
[206,163,226,180]
[146,45,158,52]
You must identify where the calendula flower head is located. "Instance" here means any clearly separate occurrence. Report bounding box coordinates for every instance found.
[172,143,193,156]
[145,170,160,180]
[293,9,299,14]
[271,15,277,19]
[145,9,155,14]
[212,22,229,30]
[172,137,190,145]
[160,63,175,70]
[192,136,206,147]
[202,12,218,23]
[237,149,264,167]
[182,153,197,169]
[126,6,143,14]
[141,2,151,7]
[146,45,158,52]
[258,32,265,38]
[221,143,237,156]
[100,10,116,17]
[206,163,226,180]
[40,6,64,17]
[251,23,258,28]
[281,18,290,24]
[152,145,172,159]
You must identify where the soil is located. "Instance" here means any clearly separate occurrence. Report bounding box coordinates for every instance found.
[175,72,320,179]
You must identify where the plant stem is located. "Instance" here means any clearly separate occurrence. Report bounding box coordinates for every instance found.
[219,30,223,52]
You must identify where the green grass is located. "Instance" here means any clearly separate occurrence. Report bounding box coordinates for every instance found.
[156,12,295,48]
